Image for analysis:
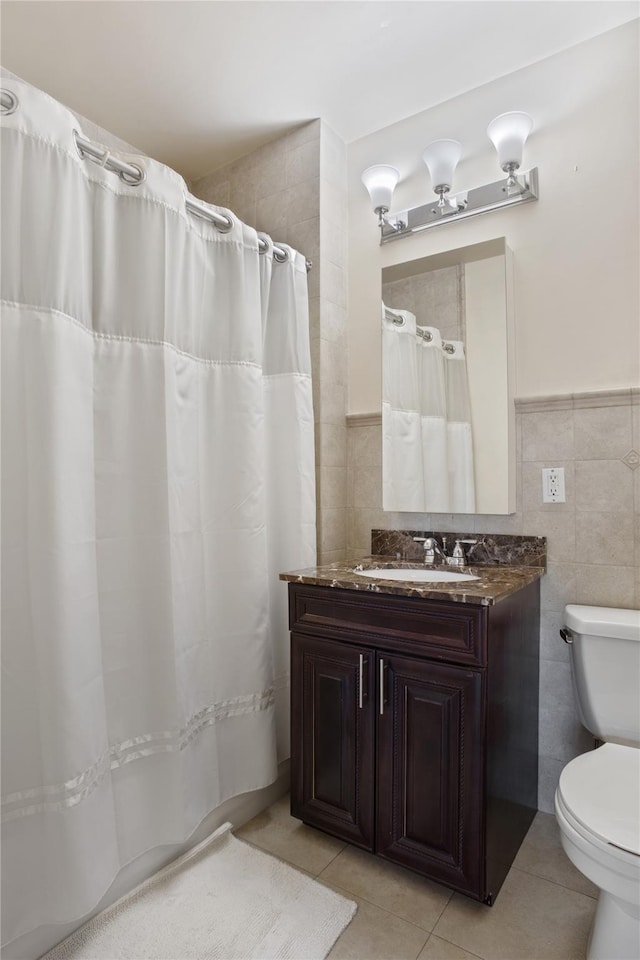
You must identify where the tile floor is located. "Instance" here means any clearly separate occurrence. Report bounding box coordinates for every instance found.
[237,796,598,960]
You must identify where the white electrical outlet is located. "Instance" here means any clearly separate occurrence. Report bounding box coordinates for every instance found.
[542,467,565,503]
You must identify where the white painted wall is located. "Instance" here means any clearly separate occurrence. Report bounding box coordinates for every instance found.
[347,21,639,414]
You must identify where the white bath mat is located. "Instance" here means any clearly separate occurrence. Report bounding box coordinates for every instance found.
[42,822,356,960]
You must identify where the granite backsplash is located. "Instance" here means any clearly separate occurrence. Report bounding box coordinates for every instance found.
[371,530,547,568]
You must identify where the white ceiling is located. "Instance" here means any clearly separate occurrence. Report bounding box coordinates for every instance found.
[2,1,638,180]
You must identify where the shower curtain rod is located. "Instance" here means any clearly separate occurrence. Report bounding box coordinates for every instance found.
[417,327,456,353]
[384,309,456,354]
[0,86,307,272]
[73,130,313,272]
[384,307,404,325]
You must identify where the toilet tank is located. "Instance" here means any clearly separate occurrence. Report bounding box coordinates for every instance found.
[564,605,640,746]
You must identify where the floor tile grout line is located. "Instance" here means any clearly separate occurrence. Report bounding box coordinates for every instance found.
[509,864,598,901]
[422,933,485,960]
[313,830,460,920]
[315,841,350,876]
[411,939,431,960]
[318,876,442,940]
[430,887,455,928]
[233,832,347,880]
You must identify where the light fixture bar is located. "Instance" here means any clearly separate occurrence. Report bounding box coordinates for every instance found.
[380,168,539,243]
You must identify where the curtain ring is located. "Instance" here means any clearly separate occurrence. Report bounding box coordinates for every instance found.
[119,164,146,186]
[273,247,289,264]
[257,232,272,256]
[0,89,18,115]
[215,214,234,234]
[385,311,405,327]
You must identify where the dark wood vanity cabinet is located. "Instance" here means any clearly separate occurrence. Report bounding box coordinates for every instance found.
[289,581,540,904]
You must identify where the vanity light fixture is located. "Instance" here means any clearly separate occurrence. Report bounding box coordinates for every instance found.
[487,111,533,186]
[422,139,462,214]
[362,111,538,243]
[360,164,400,227]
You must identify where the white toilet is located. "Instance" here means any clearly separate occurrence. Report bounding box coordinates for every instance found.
[555,604,640,960]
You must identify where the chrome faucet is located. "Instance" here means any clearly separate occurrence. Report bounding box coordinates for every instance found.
[413,536,478,567]
[464,536,489,564]
[413,536,448,565]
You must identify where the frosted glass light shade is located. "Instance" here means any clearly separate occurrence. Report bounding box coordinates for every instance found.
[422,139,462,192]
[361,164,400,212]
[487,112,533,170]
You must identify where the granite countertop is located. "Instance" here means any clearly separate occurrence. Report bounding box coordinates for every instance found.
[279,557,545,606]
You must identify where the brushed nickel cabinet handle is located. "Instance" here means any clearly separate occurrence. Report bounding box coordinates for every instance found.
[358,654,364,709]
[379,659,385,716]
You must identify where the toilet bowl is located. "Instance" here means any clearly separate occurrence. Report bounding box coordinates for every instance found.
[555,744,640,960]
[555,605,640,960]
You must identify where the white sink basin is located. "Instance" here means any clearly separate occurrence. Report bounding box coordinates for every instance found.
[354,568,480,583]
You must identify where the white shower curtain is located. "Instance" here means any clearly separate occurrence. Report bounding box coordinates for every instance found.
[259,242,316,758]
[382,305,475,513]
[417,327,450,513]
[381,307,424,511]
[0,78,316,946]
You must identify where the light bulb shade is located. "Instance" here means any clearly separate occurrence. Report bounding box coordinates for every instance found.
[422,139,461,192]
[361,164,400,212]
[487,111,533,170]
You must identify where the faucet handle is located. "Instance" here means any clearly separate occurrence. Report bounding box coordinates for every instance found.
[460,538,483,561]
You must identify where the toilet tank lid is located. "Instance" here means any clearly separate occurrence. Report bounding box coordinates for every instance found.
[565,604,640,641]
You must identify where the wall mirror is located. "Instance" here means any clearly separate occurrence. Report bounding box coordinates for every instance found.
[381,237,515,515]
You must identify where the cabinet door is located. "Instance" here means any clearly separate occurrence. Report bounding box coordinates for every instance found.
[376,653,485,898]
[291,633,375,849]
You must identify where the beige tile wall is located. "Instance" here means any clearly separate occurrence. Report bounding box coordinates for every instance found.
[191,121,349,565]
[317,124,348,562]
[347,391,640,811]
[382,264,465,343]
[191,119,322,285]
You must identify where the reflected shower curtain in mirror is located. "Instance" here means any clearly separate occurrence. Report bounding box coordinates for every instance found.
[0,79,316,946]
[382,307,424,511]
[382,305,475,513]
[417,326,450,512]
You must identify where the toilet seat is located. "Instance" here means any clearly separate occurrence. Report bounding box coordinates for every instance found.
[557,743,640,857]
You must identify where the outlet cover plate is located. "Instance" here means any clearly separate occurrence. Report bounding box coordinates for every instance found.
[542,467,566,503]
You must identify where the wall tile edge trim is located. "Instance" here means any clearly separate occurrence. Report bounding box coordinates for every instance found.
[516,387,639,413]
[346,413,382,427]
[347,390,639,425]
[346,389,639,426]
